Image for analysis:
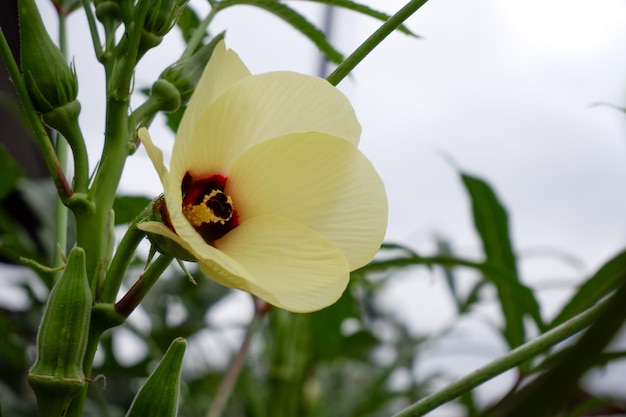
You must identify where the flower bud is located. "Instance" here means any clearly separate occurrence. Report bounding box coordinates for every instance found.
[19,0,79,114]
[150,79,182,112]
[158,33,224,104]
[94,0,122,28]
[28,247,92,417]
[125,338,187,417]
[138,0,189,54]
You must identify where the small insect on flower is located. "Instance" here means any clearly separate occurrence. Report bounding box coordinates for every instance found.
[138,41,387,312]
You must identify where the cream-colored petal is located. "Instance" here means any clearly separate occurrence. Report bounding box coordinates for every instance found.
[214,215,349,313]
[228,133,388,271]
[170,71,361,178]
[138,219,256,292]
[137,128,169,182]
[177,41,252,150]
[137,220,182,241]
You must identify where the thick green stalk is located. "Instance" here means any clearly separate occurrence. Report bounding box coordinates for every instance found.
[390,298,609,417]
[76,96,131,298]
[326,0,429,86]
[65,306,124,417]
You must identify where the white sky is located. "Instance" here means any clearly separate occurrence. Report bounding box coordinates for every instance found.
[37,0,626,413]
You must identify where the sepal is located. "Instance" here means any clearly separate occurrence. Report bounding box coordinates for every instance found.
[19,0,79,113]
[157,33,225,104]
[142,195,196,261]
[137,0,189,54]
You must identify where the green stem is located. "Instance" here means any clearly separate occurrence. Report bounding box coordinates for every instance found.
[0,29,72,202]
[60,115,90,193]
[390,298,609,417]
[326,0,429,86]
[114,255,173,318]
[82,0,104,60]
[130,95,162,128]
[207,300,269,417]
[99,210,149,303]
[181,7,217,59]
[53,10,70,282]
[51,9,89,194]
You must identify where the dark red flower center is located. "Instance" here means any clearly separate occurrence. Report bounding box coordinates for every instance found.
[181,172,239,243]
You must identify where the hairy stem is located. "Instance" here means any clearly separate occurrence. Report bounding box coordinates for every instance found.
[326,0,429,86]
[207,300,270,417]
[390,297,610,417]
[114,255,173,318]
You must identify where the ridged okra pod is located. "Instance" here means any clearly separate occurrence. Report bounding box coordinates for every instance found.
[125,337,187,417]
[28,247,92,417]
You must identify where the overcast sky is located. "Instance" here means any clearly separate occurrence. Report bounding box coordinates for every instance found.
[39,0,626,413]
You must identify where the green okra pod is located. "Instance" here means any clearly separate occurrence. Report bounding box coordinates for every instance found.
[125,337,187,417]
[28,247,92,417]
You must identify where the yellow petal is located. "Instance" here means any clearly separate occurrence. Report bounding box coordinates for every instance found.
[229,132,388,271]
[170,71,361,178]
[176,41,252,148]
[137,127,169,182]
[214,215,350,313]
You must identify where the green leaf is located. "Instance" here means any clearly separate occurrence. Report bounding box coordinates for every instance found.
[217,0,343,64]
[310,286,376,361]
[176,6,203,45]
[113,196,152,225]
[164,104,186,133]
[550,249,626,328]
[457,280,488,315]
[461,172,544,350]
[297,0,419,37]
[0,145,23,200]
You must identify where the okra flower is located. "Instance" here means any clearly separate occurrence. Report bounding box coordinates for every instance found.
[138,41,387,312]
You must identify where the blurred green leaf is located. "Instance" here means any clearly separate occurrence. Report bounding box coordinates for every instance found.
[112,195,152,225]
[457,280,488,315]
[165,105,186,133]
[300,0,419,37]
[309,286,375,361]
[0,145,23,200]
[177,6,203,45]
[550,249,626,328]
[217,0,343,64]
[461,172,544,350]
